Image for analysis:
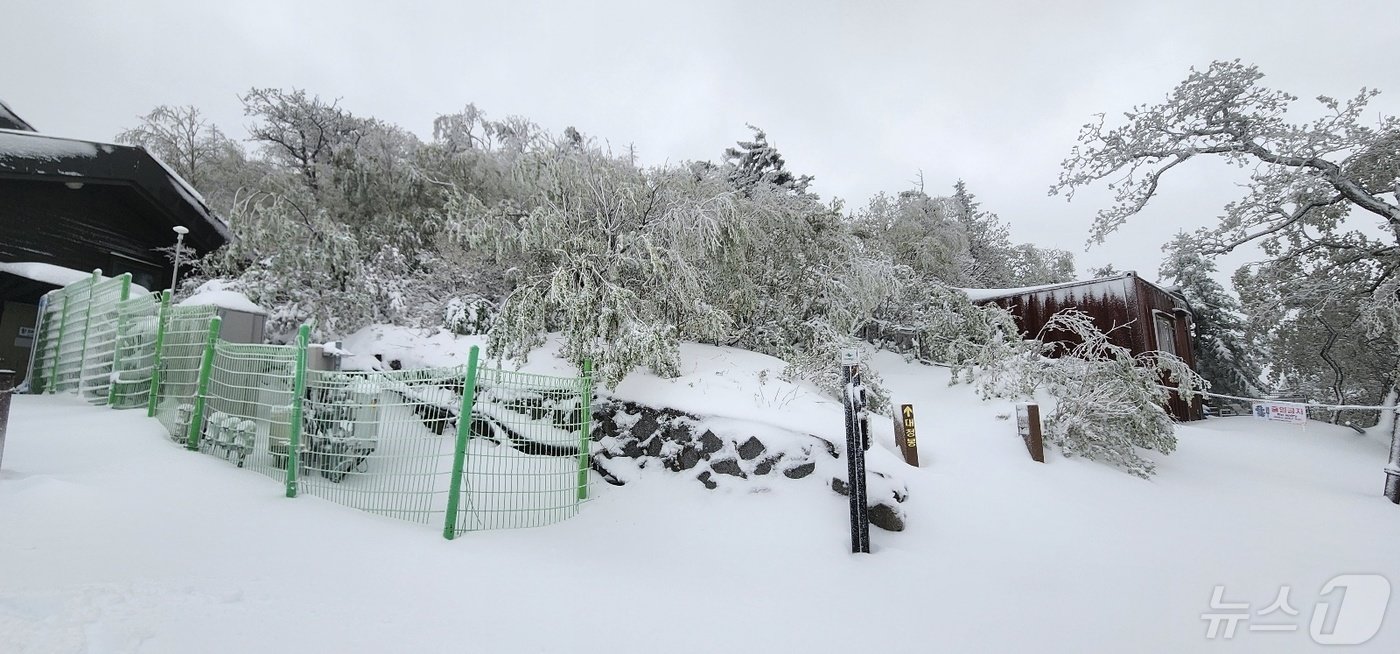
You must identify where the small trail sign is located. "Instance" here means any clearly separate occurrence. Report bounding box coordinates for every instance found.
[840,348,860,366]
[893,403,919,466]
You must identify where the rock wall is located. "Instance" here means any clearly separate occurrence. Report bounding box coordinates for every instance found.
[592,397,909,531]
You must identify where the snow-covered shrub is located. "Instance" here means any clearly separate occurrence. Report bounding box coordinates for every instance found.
[442,295,496,335]
[459,147,733,386]
[189,196,375,342]
[864,271,1022,382]
[980,309,1204,478]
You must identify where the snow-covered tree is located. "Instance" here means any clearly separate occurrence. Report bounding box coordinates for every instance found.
[722,125,814,196]
[947,180,1075,287]
[1006,244,1076,286]
[1088,263,1120,278]
[116,105,234,189]
[950,181,1015,286]
[193,194,372,341]
[1235,258,1394,415]
[853,189,971,285]
[1052,59,1400,491]
[864,269,1022,381]
[116,105,254,215]
[456,145,733,386]
[1052,60,1400,405]
[1158,232,1263,397]
[980,309,1205,478]
[241,88,365,194]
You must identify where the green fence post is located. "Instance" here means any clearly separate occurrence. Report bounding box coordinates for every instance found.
[186,316,222,451]
[286,325,311,498]
[106,274,133,407]
[47,292,70,394]
[74,269,101,395]
[443,345,481,540]
[577,359,593,501]
[146,291,172,417]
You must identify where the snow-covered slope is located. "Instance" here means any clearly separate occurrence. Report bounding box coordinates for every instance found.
[2,344,1398,653]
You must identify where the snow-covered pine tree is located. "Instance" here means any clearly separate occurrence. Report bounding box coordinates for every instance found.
[722,125,814,196]
[1089,264,1120,278]
[951,180,1016,286]
[1158,232,1263,398]
[943,180,1077,287]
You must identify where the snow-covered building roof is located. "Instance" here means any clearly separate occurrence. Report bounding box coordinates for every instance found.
[1,108,230,299]
[0,99,35,132]
[0,128,229,243]
[0,261,94,287]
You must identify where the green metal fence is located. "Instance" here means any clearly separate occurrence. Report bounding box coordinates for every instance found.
[196,338,300,483]
[27,294,63,393]
[27,270,136,402]
[299,363,465,525]
[25,274,594,538]
[108,292,162,408]
[74,274,131,404]
[451,361,593,534]
[178,342,594,535]
[151,304,221,439]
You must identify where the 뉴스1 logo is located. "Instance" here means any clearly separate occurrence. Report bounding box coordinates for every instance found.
[1202,574,1391,644]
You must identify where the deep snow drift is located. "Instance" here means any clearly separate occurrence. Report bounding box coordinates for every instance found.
[2,342,1399,653]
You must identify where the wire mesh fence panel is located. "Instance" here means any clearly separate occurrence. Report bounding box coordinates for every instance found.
[298,366,468,524]
[153,305,220,441]
[195,341,299,481]
[26,295,64,394]
[108,293,161,409]
[453,366,592,533]
[50,275,97,395]
[76,275,131,405]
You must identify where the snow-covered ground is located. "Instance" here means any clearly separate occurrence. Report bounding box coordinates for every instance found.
[3,348,1398,653]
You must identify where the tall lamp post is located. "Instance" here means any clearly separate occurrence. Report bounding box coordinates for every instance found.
[171,225,189,292]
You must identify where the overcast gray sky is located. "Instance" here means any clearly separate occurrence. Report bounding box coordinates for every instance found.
[4,0,1397,284]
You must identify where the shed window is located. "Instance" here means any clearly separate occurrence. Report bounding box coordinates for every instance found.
[1153,312,1177,356]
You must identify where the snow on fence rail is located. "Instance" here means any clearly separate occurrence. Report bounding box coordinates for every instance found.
[26,277,594,537]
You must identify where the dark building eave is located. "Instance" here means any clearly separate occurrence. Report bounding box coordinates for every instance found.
[0,128,229,250]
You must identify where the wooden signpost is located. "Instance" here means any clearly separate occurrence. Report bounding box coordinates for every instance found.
[893,403,920,466]
[1016,403,1045,463]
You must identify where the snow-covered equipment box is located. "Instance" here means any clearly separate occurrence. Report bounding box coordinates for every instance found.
[177,282,267,344]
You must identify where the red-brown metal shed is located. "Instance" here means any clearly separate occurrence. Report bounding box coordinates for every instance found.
[964,272,1202,421]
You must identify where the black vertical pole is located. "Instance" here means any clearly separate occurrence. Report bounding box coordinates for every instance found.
[0,370,13,472]
[843,358,870,553]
